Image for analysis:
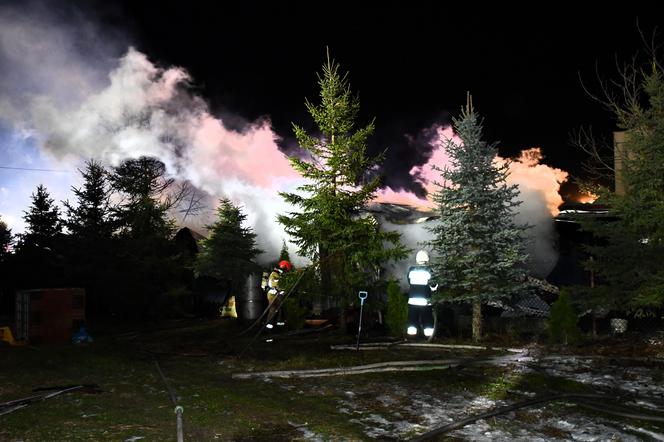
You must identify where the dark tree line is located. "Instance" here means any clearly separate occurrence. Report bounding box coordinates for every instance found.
[0,157,260,320]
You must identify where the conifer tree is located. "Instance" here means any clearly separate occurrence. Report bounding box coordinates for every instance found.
[110,156,176,239]
[0,217,13,308]
[64,160,115,240]
[428,98,528,342]
[578,60,664,310]
[195,199,262,297]
[109,157,180,317]
[21,184,63,251]
[14,185,64,288]
[278,52,406,310]
[62,160,116,315]
[0,217,11,262]
[547,289,580,345]
[278,239,291,263]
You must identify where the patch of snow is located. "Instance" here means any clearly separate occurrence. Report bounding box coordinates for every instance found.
[276,350,663,441]
[539,356,664,399]
[623,425,664,441]
[295,426,325,442]
[376,394,396,406]
[553,419,575,431]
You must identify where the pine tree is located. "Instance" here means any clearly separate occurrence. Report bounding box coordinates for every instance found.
[195,199,262,297]
[278,240,291,263]
[62,160,116,315]
[578,62,664,310]
[278,52,406,310]
[21,184,62,251]
[64,160,115,240]
[109,157,181,317]
[14,185,64,288]
[548,289,580,345]
[428,99,528,342]
[0,217,11,262]
[110,156,176,239]
[0,217,13,308]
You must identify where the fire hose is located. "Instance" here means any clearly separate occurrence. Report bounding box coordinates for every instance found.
[237,266,309,337]
[407,393,664,441]
[154,360,184,442]
[237,250,367,357]
[238,266,311,358]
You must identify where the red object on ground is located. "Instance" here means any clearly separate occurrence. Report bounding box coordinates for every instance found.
[15,288,86,344]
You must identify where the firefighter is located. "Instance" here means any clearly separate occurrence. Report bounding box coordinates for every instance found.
[407,250,437,338]
[266,260,292,329]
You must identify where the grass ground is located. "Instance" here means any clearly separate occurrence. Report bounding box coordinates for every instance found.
[1,319,663,441]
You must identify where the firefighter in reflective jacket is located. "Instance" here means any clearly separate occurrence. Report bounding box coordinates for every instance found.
[407,250,437,338]
[265,260,292,328]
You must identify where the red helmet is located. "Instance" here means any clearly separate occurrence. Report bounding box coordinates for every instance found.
[278,260,292,272]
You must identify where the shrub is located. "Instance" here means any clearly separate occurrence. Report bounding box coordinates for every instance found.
[548,289,581,345]
[385,280,408,337]
[282,297,307,330]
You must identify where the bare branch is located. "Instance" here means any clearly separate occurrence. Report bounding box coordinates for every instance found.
[178,185,207,222]
[569,126,615,182]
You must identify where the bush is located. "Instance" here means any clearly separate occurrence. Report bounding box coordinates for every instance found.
[282,297,307,330]
[385,280,408,337]
[548,289,581,345]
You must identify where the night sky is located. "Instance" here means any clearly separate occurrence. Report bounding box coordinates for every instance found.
[93,2,661,196]
[1,1,662,234]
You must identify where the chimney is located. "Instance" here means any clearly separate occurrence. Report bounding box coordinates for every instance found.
[613,131,628,195]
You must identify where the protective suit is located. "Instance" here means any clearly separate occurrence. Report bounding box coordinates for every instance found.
[407,250,437,338]
[265,260,292,328]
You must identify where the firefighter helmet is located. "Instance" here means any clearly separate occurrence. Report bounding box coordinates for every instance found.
[416,250,429,265]
[278,260,292,272]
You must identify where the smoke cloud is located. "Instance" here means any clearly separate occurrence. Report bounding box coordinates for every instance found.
[377,125,568,278]
[0,4,568,278]
[0,5,304,263]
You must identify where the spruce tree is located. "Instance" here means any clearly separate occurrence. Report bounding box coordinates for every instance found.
[0,217,11,262]
[548,289,580,345]
[0,217,13,310]
[21,184,63,251]
[62,160,116,315]
[64,160,115,240]
[15,185,64,288]
[428,99,528,342]
[278,52,406,311]
[110,156,176,239]
[109,157,180,317]
[195,199,262,298]
[278,240,291,263]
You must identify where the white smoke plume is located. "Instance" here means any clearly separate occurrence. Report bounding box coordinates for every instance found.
[0,5,304,263]
[0,5,568,278]
[11,49,304,262]
[377,125,568,278]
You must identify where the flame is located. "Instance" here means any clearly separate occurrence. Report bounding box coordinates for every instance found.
[576,191,598,204]
[375,124,568,217]
[496,148,568,216]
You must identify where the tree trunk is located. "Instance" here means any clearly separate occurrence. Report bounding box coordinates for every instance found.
[590,260,597,337]
[472,300,482,342]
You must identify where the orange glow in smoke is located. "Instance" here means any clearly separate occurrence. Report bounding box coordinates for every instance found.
[576,191,598,204]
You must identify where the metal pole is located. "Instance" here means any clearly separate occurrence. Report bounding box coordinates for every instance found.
[175,405,184,442]
[155,360,184,442]
[356,291,368,351]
